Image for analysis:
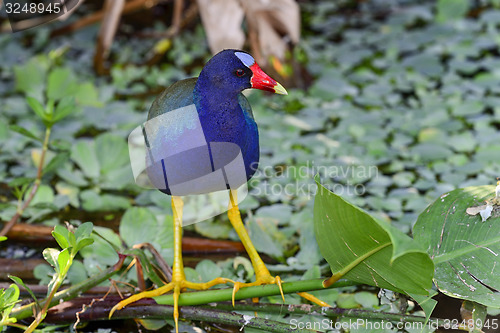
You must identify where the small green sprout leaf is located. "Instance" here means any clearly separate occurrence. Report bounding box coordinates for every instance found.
[52,225,70,249]
[26,96,47,121]
[47,67,77,101]
[45,99,55,118]
[42,248,60,273]
[0,284,20,325]
[57,249,71,276]
[8,177,34,188]
[46,273,58,298]
[67,230,76,250]
[74,238,94,254]
[9,275,38,306]
[43,152,70,176]
[53,96,75,123]
[9,125,41,142]
[51,223,94,263]
[52,233,69,250]
[75,222,93,240]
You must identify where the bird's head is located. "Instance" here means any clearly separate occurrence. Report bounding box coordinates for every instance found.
[198,49,288,95]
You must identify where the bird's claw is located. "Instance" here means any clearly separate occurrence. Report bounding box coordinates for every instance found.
[110,277,233,333]
[231,274,285,307]
[109,282,176,318]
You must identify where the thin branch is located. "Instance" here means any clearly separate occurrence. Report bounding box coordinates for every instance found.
[171,0,183,36]
[50,0,167,38]
[5,322,29,330]
[143,1,199,67]
[0,258,45,280]
[94,0,125,75]
[133,242,172,282]
[1,127,52,237]
[137,1,199,38]
[3,223,55,243]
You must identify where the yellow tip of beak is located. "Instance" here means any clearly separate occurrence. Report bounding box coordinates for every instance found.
[273,82,288,95]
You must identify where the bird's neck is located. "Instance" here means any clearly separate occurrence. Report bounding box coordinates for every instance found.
[193,74,247,145]
[193,74,242,117]
[192,72,259,176]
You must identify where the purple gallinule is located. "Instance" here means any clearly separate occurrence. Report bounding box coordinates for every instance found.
[111,50,287,331]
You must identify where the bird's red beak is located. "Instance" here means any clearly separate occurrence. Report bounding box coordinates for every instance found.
[250,63,288,95]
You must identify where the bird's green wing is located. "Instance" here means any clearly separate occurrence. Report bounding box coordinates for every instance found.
[148,78,197,120]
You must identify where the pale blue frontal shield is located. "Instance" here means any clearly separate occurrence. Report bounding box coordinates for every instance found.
[128,104,248,225]
[234,52,255,68]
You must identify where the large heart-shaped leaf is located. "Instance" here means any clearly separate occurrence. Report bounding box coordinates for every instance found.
[413,185,500,308]
[313,178,434,295]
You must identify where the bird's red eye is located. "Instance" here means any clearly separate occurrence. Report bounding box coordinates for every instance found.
[235,69,245,77]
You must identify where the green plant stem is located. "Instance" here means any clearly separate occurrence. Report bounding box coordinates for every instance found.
[0,126,52,237]
[154,278,357,306]
[25,274,63,333]
[12,256,124,321]
[6,322,30,330]
[324,243,391,288]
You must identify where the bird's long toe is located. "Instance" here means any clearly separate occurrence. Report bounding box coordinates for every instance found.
[109,282,176,318]
[231,274,285,306]
[110,277,234,333]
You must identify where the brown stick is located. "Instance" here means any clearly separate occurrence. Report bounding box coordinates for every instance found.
[3,221,246,253]
[171,0,183,35]
[4,223,54,243]
[0,258,46,280]
[93,0,126,75]
[182,237,245,253]
[50,0,166,38]
[133,242,172,281]
[137,1,198,39]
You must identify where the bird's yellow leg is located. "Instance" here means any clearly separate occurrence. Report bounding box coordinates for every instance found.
[297,292,332,307]
[110,196,233,333]
[228,190,285,306]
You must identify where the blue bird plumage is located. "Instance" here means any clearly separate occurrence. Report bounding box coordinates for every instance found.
[144,50,286,195]
[113,50,288,332]
[193,51,260,183]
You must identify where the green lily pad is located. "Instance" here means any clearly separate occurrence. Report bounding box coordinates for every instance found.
[80,190,130,212]
[436,0,468,23]
[71,140,99,179]
[119,207,159,247]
